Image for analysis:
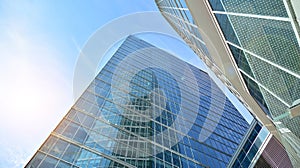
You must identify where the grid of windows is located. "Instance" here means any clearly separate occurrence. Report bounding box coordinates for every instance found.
[155,0,258,126]
[209,0,288,17]
[27,36,257,167]
[157,0,268,120]
[156,0,211,61]
[232,123,267,168]
[228,16,300,75]
[156,0,300,165]
[208,0,300,127]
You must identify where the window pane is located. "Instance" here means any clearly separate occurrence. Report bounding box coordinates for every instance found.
[62,144,80,163]
[39,155,58,168]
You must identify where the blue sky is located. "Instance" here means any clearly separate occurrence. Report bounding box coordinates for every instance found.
[0,1,158,167]
[0,1,253,167]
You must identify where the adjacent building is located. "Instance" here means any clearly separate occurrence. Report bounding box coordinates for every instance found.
[155,0,300,166]
[26,36,272,167]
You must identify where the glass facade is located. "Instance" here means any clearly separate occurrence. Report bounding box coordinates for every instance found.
[156,0,211,61]
[156,0,300,166]
[26,36,262,167]
[155,0,252,119]
[208,1,300,165]
[231,122,267,167]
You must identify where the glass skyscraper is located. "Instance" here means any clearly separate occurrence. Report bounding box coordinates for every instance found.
[26,36,269,167]
[155,0,300,166]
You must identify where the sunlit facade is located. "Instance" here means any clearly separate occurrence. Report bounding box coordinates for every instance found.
[26,36,271,167]
[155,0,300,166]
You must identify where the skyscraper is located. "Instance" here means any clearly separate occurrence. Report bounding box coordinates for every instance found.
[155,0,300,166]
[26,36,270,167]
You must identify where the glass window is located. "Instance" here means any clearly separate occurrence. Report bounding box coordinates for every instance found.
[56,160,72,168]
[39,155,58,168]
[62,144,80,163]
[41,136,57,153]
[82,115,94,128]
[62,122,79,139]
[74,126,88,143]
[49,139,68,158]
[27,152,45,167]
[208,0,225,11]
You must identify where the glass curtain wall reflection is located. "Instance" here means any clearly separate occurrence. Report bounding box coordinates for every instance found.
[26,36,263,168]
[156,0,300,166]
